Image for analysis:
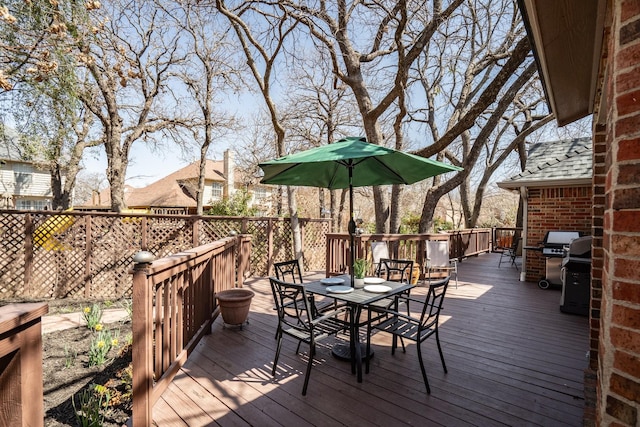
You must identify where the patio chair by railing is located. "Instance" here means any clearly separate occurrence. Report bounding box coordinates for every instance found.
[326,229,492,279]
[425,240,458,287]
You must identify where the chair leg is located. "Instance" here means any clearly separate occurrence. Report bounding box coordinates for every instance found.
[272,336,283,376]
[302,342,315,396]
[435,328,447,373]
[365,321,372,374]
[274,324,281,340]
[416,342,431,394]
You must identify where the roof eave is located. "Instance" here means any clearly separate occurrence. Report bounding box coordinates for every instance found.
[498,178,592,190]
[517,0,606,126]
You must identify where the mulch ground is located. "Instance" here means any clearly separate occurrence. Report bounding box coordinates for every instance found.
[40,300,133,426]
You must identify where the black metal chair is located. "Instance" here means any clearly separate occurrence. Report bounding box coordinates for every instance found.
[274,259,304,283]
[269,277,349,395]
[370,258,415,315]
[366,277,450,394]
[273,259,334,316]
[498,236,522,270]
[375,258,414,282]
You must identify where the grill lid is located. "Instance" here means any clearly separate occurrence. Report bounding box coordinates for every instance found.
[542,231,582,247]
[567,235,592,258]
[541,230,582,257]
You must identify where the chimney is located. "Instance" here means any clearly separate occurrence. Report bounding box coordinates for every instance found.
[223,149,234,199]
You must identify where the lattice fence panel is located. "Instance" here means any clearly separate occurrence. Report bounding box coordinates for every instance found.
[0,214,25,298]
[244,219,269,277]
[30,213,87,299]
[89,216,140,298]
[146,217,192,259]
[199,218,243,244]
[0,212,331,300]
[301,220,329,271]
[272,220,294,266]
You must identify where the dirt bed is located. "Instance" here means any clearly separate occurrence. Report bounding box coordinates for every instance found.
[37,300,133,426]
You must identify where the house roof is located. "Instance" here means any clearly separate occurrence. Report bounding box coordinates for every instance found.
[125,159,226,208]
[517,0,606,126]
[91,160,227,208]
[497,137,592,190]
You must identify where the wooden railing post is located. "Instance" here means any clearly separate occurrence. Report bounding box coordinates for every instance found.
[131,251,155,427]
[192,217,200,247]
[0,302,48,427]
[23,214,33,297]
[85,215,92,299]
[236,235,251,288]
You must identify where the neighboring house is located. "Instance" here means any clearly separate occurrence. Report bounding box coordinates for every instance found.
[0,128,53,210]
[498,137,593,281]
[518,1,640,425]
[87,150,273,215]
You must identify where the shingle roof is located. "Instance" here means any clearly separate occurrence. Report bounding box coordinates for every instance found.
[125,159,225,208]
[498,137,592,189]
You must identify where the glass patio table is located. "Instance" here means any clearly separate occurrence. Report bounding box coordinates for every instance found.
[304,275,414,383]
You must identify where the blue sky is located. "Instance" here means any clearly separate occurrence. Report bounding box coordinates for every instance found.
[82,138,232,188]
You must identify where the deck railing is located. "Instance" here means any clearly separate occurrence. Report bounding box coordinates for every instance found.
[0,210,327,299]
[492,227,522,251]
[325,228,492,277]
[130,234,251,426]
[0,302,48,427]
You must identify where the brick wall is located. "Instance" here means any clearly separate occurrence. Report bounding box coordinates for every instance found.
[524,186,592,282]
[597,1,640,425]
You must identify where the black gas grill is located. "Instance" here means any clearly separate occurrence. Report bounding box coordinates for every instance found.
[560,236,592,316]
[538,231,582,289]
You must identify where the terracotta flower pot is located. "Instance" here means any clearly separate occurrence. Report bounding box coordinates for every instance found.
[216,288,255,326]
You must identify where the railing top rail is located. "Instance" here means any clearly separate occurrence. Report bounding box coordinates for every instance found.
[140,237,237,276]
[0,209,332,223]
[0,302,49,334]
[326,229,492,241]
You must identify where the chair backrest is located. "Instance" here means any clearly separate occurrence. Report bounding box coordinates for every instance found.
[274,259,303,283]
[269,277,312,332]
[371,241,390,264]
[419,277,449,330]
[378,258,414,283]
[425,240,450,268]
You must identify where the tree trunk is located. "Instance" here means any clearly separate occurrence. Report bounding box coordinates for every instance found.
[337,189,348,232]
[389,184,402,233]
[287,186,303,263]
[105,128,128,213]
[460,176,472,228]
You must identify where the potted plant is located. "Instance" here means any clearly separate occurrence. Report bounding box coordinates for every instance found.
[353,258,369,288]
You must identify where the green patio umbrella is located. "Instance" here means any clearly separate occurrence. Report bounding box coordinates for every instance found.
[259,136,462,286]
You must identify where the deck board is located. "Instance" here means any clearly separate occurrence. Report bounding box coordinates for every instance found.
[153,252,589,426]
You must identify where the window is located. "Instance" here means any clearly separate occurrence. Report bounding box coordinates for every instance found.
[254,186,267,202]
[211,182,223,200]
[16,199,49,210]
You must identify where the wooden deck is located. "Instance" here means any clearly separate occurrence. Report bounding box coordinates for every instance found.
[152,252,589,426]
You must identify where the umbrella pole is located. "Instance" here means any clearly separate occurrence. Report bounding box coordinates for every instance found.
[348,164,356,288]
